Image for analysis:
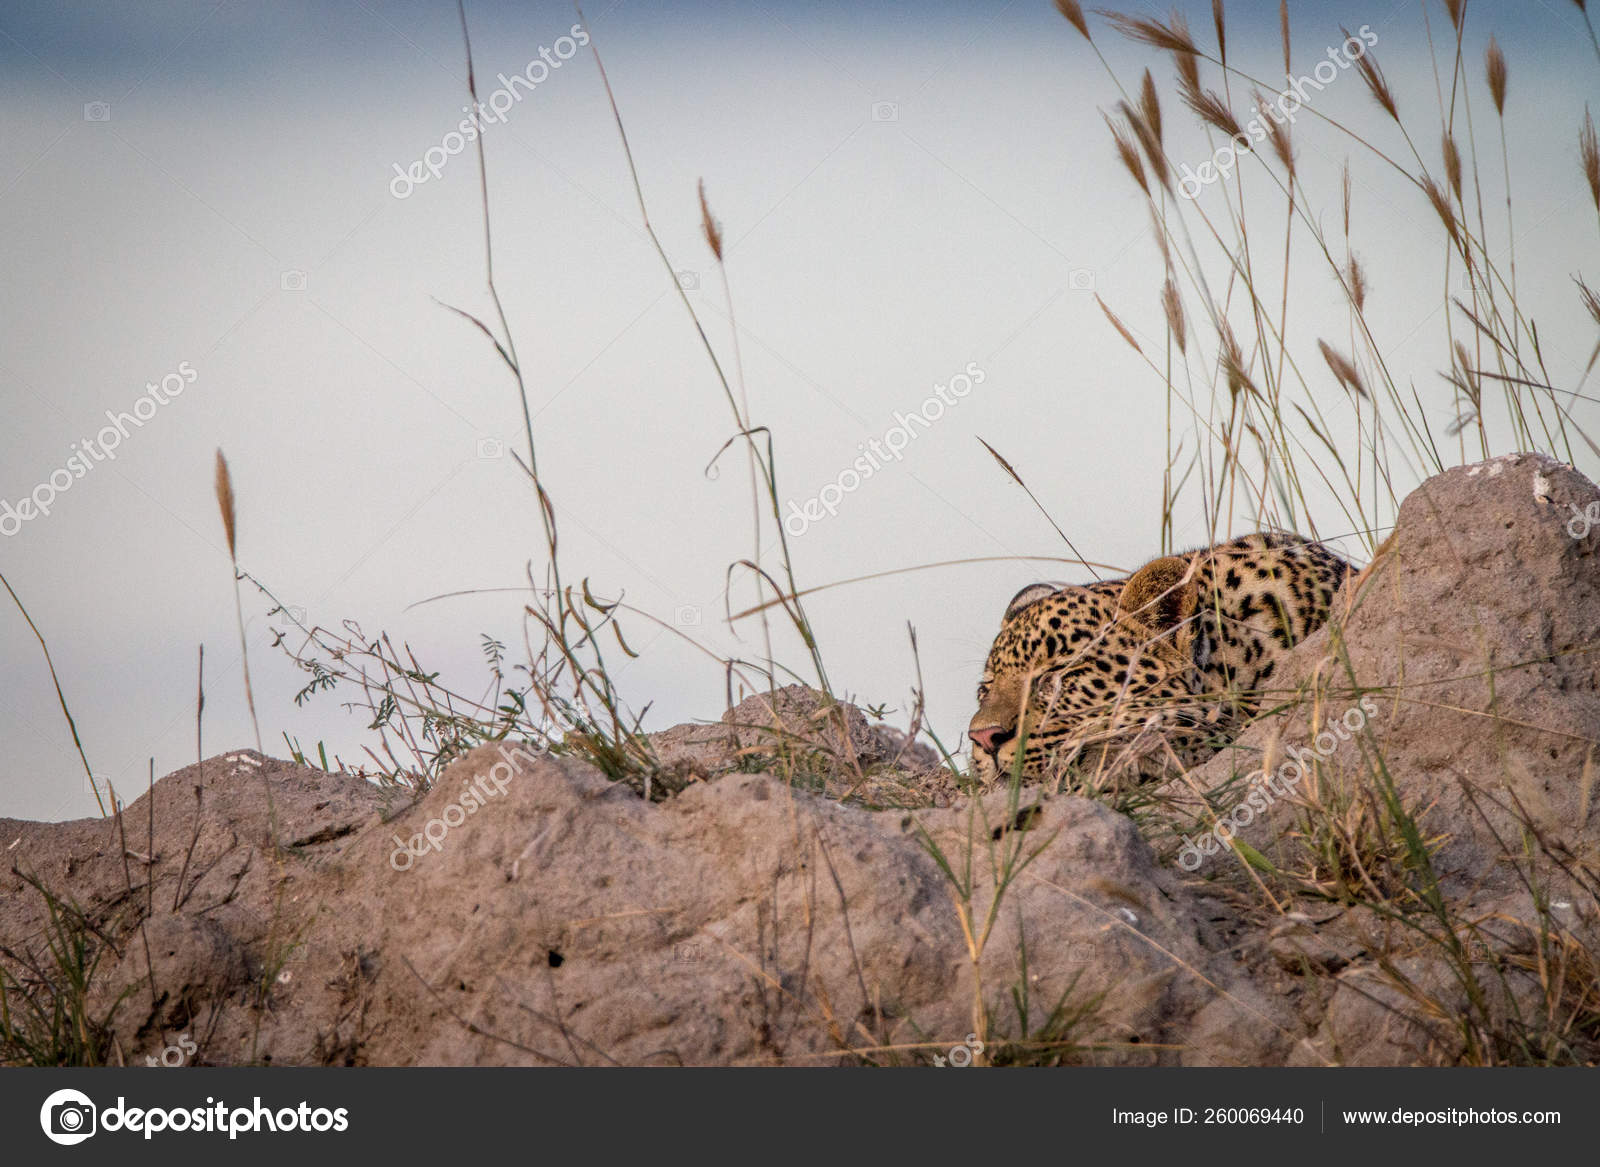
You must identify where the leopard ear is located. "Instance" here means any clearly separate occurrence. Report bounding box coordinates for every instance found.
[1003,583,1058,619]
[1117,556,1197,633]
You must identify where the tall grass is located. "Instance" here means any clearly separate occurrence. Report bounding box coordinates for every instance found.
[271,3,865,793]
[1056,0,1595,555]
[1,571,105,816]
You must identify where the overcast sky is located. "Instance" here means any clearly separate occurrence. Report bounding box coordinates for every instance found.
[3,0,1598,822]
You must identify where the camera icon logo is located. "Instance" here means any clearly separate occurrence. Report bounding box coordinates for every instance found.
[674,605,702,626]
[40,1088,97,1145]
[280,270,307,292]
[83,102,111,122]
[932,1033,985,1067]
[476,437,505,460]
[871,101,899,121]
[674,269,699,291]
[1068,268,1096,292]
[674,942,702,963]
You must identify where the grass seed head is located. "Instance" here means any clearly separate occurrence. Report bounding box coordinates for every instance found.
[1442,133,1463,201]
[1161,278,1187,353]
[1104,112,1150,195]
[1054,0,1091,40]
[1117,99,1171,194]
[1095,294,1145,355]
[1105,10,1196,56]
[1318,339,1368,398]
[1278,1,1290,76]
[1342,161,1352,236]
[1217,319,1259,401]
[1183,86,1243,140]
[1582,106,1600,212]
[1485,36,1507,116]
[1345,255,1367,312]
[1421,175,1462,247]
[1577,277,1600,328]
[1453,340,1480,404]
[1139,69,1163,148]
[1175,37,1201,100]
[214,449,237,561]
[697,179,723,261]
[1256,88,1295,178]
[1346,26,1398,121]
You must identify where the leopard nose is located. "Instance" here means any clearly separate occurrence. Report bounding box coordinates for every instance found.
[968,724,1008,754]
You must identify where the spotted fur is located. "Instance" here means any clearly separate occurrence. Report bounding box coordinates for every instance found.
[967,533,1352,784]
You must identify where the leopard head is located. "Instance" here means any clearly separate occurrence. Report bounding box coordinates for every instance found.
[967,555,1208,784]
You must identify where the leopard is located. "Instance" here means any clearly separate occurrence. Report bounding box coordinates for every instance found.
[967,532,1354,785]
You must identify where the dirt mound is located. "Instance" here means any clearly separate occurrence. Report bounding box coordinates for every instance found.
[0,744,1286,1066]
[1153,452,1600,1063]
[0,753,397,1066]
[645,685,955,807]
[2,455,1597,1066]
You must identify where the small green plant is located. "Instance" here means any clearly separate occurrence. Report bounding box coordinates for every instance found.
[0,873,130,1067]
[987,949,1107,1067]
[913,743,1060,1063]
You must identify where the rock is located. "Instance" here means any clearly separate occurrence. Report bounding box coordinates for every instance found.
[3,457,1598,1066]
[646,684,956,807]
[0,741,1269,1066]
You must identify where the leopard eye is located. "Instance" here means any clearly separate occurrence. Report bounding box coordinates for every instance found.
[1029,668,1069,703]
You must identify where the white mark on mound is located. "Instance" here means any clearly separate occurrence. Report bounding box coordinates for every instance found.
[1468,452,1526,478]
